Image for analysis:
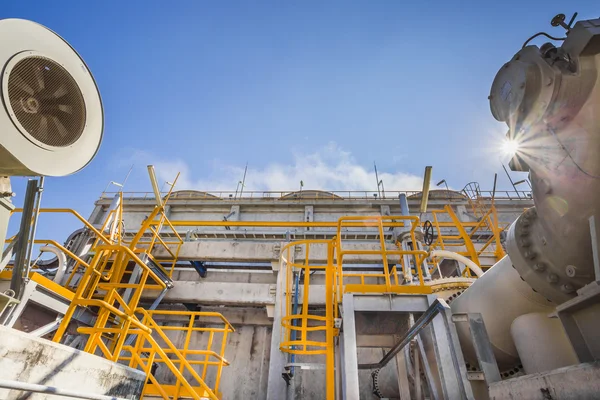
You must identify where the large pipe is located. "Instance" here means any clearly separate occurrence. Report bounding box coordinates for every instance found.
[450,256,554,370]
[39,246,67,285]
[0,379,128,400]
[452,17,600,376]
[488,18,600,303]
[429,250,483,278]
[510,312,578,374]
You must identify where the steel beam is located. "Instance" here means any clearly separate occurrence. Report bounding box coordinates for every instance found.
[358,299,446,370]
[29,318,63,337]
[433,303,474,400]
[394,339,411,400]
[466,313,501,384]
[417,335,440,400]
[11,179,39,298]
[352,295,429,313]
[557,281,600,362]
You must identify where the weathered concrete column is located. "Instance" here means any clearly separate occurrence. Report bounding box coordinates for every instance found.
[341,294,360,400]
[266,260,288,400]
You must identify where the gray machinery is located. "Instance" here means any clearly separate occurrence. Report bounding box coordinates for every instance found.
[451,13,600,396]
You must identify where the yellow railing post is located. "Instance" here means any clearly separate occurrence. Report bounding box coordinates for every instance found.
[325,240,335,400]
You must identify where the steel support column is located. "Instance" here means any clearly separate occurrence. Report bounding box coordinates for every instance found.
[11,179,39,298]
[428,296,474,400]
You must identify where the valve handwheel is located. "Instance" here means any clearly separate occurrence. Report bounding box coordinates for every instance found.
[423,220,434,245]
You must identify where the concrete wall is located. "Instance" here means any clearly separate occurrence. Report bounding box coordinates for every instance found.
[91,196,531,237]
[489,362,600,400]
[0,325,145,400]
[149,307,399,399]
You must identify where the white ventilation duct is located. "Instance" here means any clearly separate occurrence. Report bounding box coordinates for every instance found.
[0,19,103,176]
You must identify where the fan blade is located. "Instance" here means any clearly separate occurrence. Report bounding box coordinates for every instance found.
[51,116,68,137]
[38,116,48,141]
[53,85,67,98]
[34,65,45,90]
[58,104,73,114]
[12,74,35,95]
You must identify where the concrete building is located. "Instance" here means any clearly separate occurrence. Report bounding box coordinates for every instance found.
[2,13,600,400]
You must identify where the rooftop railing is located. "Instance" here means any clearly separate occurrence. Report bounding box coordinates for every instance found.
[99,189,532,202]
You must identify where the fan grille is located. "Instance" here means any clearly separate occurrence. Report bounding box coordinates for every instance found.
[6,56,86,147]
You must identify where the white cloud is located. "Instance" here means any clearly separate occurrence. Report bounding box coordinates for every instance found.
[129,142,426,193]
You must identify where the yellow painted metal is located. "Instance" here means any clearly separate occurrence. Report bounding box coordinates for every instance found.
[30,175,231,398]
[428,202,507,271]
[279,239,336,397]
[116,309,233,400]
[278,215,435,400]
[420,166,433,213]
[336,215,431,295]
[0,271,75,300]
[445,205,480,268]
[12,208,111,244]
[30,272,74,301]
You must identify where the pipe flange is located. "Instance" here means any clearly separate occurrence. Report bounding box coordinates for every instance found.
[397,230,424,243]
[506,208,577,303]
[371,369,384,398]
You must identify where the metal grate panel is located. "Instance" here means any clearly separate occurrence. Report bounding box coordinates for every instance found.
[6,56,86,147]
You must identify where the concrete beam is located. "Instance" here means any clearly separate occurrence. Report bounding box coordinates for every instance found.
[148,306,273,326]
[146,281,431,309]
[489,362,600,400]
[356,334,396,348]
[155,240,401,264]
[352,295,430,313]
[156,241,281,262]
[145,281,277,306]
[148,281,329,307]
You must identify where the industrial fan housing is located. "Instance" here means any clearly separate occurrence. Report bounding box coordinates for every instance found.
[0,18,103,176]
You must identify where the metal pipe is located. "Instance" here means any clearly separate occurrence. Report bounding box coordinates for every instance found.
[0,379,128,400]
[358,299,447,370]
[29,317,63,337]
[399,193,409,216]
[38,245,68,284]
[419,166,433,213]
[147,165,163,207]
[290,270,300,374]
[429,250,484,278]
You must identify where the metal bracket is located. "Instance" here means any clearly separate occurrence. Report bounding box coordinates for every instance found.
[556,280,600,362]
[285,363,327,370]
[451,312,501,385]
[589,215,600,282]
[467,371,485,381]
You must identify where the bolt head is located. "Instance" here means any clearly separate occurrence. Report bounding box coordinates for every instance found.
[561,284,575,293]
[524,250,537,260]
[565,265,577,277]
[519,238,531,247]
[547,273,559,283]
[533,262,547,272]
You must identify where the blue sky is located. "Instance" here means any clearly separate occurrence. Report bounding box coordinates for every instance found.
[3,2,597,242]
